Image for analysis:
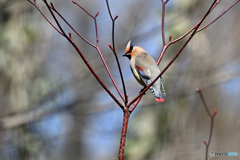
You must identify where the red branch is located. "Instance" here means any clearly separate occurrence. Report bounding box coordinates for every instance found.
[156,0,240,65]
[161,0,166,46]
[27,0,63,35]
[196,88,217,160]
[72,1,125,102]
[106,0,128,104]
[118,109,130,160]
[197,0,240,32]
[28,0,124,108]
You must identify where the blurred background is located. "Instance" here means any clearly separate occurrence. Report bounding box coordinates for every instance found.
[0,0,240,159]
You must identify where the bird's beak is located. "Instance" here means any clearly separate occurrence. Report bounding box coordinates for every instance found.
[123,53,131,59]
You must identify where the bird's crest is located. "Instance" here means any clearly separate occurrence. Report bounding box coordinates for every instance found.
[125,41,134,53]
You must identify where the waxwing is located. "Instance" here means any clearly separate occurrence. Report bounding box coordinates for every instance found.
[123,41,165,102]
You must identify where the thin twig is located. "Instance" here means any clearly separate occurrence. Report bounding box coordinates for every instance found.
[129,95,143,113]
[196,88,217,160]
[197,0,240,32]
[42,1,95,47]
[39,0,124,109]
[73,1,125,101]
[72,0,94,18]
[156,0,240,66]
[27,0,63,35]
[106,0,127,104]
[161,0,166,46]
[196,88,212,117]
[156,0,221,65]
[157,0,167,65]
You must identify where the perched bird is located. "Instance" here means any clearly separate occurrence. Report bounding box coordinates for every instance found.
[123,41,165,102]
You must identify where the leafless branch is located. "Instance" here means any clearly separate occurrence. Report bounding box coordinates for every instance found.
[29,0,124,108]
[196,88,217,160]
[106,0,128,104]
[72,1,125,102]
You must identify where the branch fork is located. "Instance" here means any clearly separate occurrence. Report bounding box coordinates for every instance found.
[196,88,217,160]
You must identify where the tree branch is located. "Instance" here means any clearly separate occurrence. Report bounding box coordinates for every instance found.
[156,0,240,65]
[27,0,63,35]
[196,88,217,160]
[35,0,124,108]
[118,109,130,160]
[197,0,240,32]
[72,1,125,102]
[161,0,166,46]
[106,0,128,104]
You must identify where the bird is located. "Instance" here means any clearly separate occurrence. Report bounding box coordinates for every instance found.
[123,41,165,102]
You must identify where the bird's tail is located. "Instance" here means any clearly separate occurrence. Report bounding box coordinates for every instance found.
[147,79,165,102]
[149,85,164,102]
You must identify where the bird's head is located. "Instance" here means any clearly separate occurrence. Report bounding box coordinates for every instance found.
[123,41,134,59]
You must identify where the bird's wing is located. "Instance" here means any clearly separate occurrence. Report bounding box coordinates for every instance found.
[134,57,151,86]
